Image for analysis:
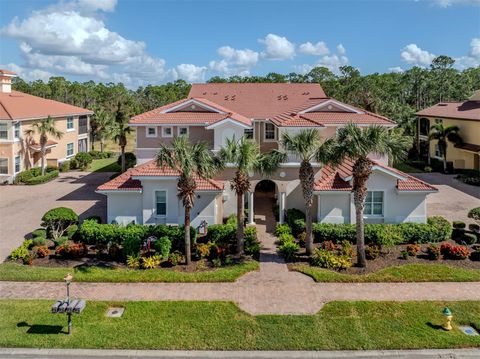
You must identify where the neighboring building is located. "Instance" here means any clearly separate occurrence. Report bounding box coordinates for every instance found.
[416,90,480,171]
[0,69,93,183]
[97,83,437,227]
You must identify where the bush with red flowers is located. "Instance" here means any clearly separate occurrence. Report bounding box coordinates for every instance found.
[440,243,470,260]
[56,243,88,258]
[33,246,49,258]
[406,244,420,257]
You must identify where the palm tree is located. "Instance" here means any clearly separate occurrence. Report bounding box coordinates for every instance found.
[277,129,322,255]
[91,108,113,153]
[219,136,279,255]
[24,116,63,176]
[429,123,462,172]
[320,123,410,267]
[156,136,220,264]
[111,102,132,173]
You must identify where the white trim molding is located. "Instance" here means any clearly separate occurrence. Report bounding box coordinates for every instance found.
[205,118,252,130]
[300,99,363,114]
[162,99,224,114]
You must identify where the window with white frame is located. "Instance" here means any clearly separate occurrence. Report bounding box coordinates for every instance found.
[178,127,189,137]
[364,191,383,216]
[67,143,74,157]
[0,123,8,140]
[67,117,74,131]
[155,190,167,216]
[0,158,8,174]
[264,123,276,140]
[14,122,20,140]
[146,127,157,138]
[162,127,173,137]
[14,156,21,173]
[244,128,253,139]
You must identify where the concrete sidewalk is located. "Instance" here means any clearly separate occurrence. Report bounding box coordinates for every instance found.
[0,348,479,359]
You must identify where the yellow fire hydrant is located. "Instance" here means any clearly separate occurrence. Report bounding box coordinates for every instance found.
[443,307,453,331]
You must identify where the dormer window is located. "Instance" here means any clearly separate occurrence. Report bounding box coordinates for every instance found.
[264,123,276,141]
[146,127,157,138]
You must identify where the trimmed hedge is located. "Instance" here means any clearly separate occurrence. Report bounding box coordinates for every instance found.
[310,216,451,245]
[285,208,305,236]
[15,167,59,185]
[205,223,260,257]
[78,220,197,254]
[24,170,59,185]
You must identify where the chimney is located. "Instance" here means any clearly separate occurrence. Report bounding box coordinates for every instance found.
[0,69,17,93]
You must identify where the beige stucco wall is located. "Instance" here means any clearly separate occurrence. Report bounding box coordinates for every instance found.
[424,117,480,169]
[136,125,214,148]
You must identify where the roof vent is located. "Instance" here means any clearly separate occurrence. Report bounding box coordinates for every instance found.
[283,95,288,100]
[277,95,282,100]
[203,92,207,95]
[231,95,236,101]
[224,95,229,100]
[213,92,218,95]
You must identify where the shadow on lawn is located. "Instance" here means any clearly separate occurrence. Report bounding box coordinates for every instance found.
[426,322,446,331]
[17,321,65,334]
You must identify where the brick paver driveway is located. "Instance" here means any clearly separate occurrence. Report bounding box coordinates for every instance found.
[411,173,480,224]
[0,171,111,260]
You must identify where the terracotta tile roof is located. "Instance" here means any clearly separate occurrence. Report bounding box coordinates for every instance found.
[298,111,395,125]
[130,97,252,127]
[314,158,437,192]
[0,90,93,121]
[188,83,326,118]
[97,160,224,192]
[0,69,17,75]
[28,140,58,152]
[416,101,480,121]
[454,142,480,153]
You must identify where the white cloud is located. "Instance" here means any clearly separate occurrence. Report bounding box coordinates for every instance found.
[316,54,349,72]
[293,64,314,75]
[401,44,436,66]
[455,37,480,69]
[1,63,53,82]
[173,64,207,82]
[337,44,346,55]
[76,0,118,12]
[209,46,259,76]
[388,66,404,73]
[259,34,295,60]
[431,0,480,7]
[299,41,329,56]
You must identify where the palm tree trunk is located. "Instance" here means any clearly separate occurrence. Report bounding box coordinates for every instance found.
[121,145,126,173]
[100,139,104,153]
[354,191,366,267]
[299,160,314,256]
[443,153,447,173]
[236,192,245,255]
[40,148,46,176]
[305,205,313,255]
[184,206,192,265]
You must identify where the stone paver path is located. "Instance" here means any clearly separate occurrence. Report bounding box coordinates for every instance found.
[1,190,480,315]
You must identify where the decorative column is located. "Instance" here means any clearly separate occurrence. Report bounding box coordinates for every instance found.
[279,191,286,224]
[247,191,255,225]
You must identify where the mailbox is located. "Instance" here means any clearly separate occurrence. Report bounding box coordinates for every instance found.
[73,300,86,314]
[51,300,63,313]
[66,299,80,314]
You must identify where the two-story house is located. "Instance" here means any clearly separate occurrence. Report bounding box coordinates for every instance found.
[97,83,437,227]
[416,90,480,171]
[0,69,93,183]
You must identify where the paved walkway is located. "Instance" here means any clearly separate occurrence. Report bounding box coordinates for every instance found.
[1,190,480,315]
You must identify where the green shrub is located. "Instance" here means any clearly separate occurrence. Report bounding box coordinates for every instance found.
[278,240,299,261]
[126,255,140,269]
[205,224,236,247]
[23,170,59,185]
[59,161,70,173]
[9,245,30,262]
[406,244,421,256]
[244,226,260,257]
[274,224,292,237]
[462,232,478,245]
[69,157,78,169]
[53,236,68,247]
[121,226,147,256]
[65,224,78,240]
[312,223,356,243]
[79,220,118,245]
[14,169,34,184]
[84,215,102,224]
[118,152,136,169]
[74,152,93,170]
[311,248,352,270]
[141,254,161,269]
[168,250,183,266]
[469,223,480,232]
[365,244,381,260]
[225,214,237,226]
[278,232,295,245]
[31,228,46,238]
[155,236,172,259]
[426,244,441,260]
[32,237,47,247]
[427,216,452,241]
[453,221,466,229]
[286,208,305,236]
[468,207,480,222]
[470,248,480,261]
[41,207,78,240]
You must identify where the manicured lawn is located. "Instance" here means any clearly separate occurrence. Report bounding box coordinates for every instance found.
[0,300,479,349]
[0,261,259,283]
[88,157,121,172]
[393,161,424,173]
[291,263,480,283]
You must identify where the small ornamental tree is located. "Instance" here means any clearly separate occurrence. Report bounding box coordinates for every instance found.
[41,207,79,240]
[468,207,480,223]
[74,152,93,170]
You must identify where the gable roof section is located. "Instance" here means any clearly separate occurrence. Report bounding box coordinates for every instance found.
[314,158,437,192]
[188,83,326,118]
[97,160,224,192]
[130,97,251,127]
[0,90,93,121]
[416,101,480,121]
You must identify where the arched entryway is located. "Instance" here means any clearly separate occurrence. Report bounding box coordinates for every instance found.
[252,179,277,232]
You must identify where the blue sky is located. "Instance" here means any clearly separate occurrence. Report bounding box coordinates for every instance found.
[0,0,479,87]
